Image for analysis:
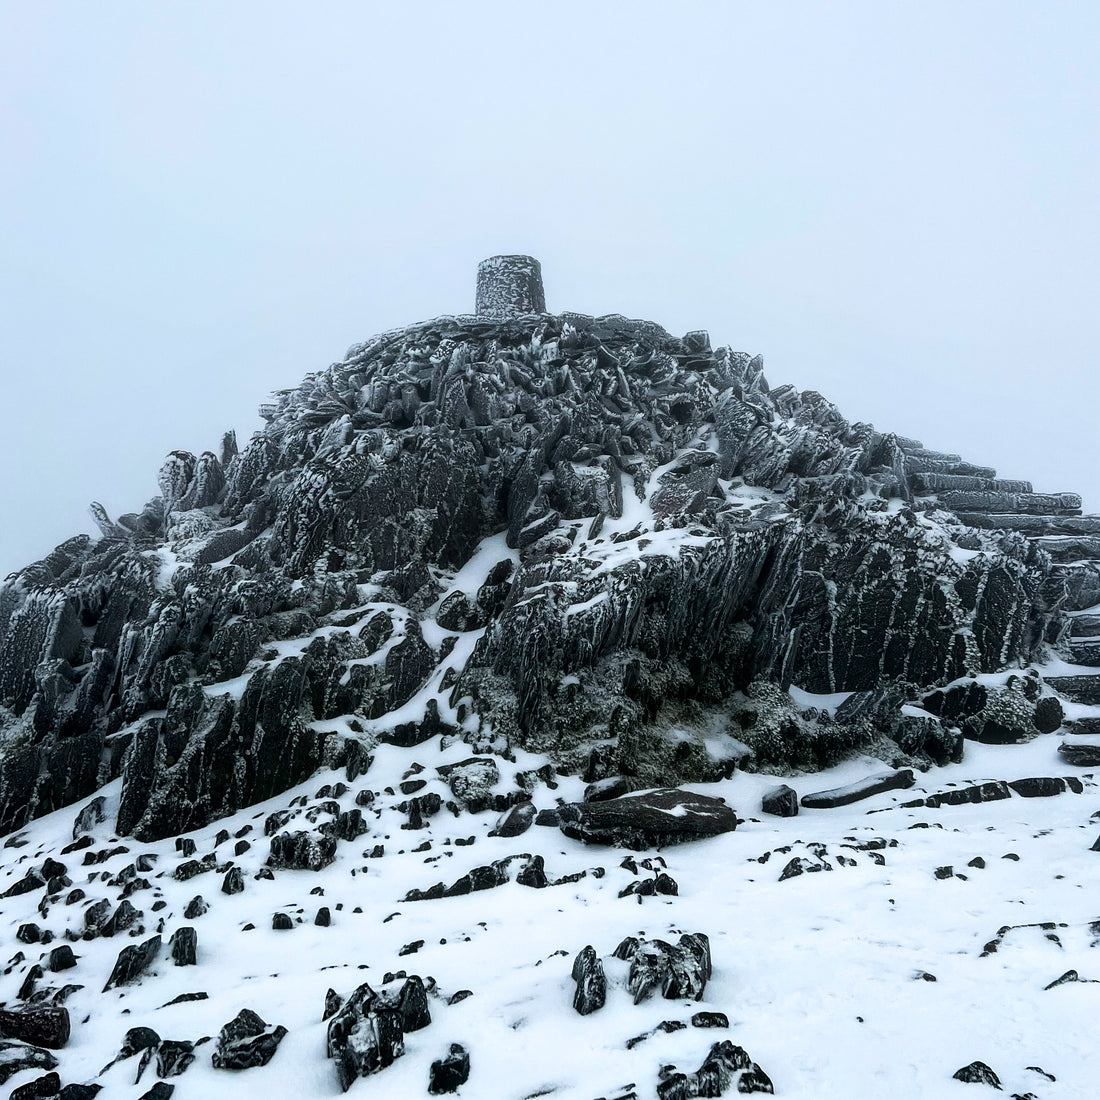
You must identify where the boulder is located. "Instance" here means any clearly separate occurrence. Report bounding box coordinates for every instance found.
[0,1008,70,1050]
[211,1008,288,1070]
[761,784,798,817]
[558,789,738,849]
[571,946,606,1015]
[429,1044,471,1094]
[103,936,161,991]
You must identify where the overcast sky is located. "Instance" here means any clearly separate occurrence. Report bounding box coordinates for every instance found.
[1,2,1097,577]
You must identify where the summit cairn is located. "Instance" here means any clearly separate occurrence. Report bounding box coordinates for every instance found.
[475,254,546,317]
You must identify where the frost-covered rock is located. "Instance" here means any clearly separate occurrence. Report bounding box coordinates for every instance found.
[0,256,1095,846]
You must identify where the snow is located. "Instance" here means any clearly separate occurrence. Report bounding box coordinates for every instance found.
[1,729,1098,1099]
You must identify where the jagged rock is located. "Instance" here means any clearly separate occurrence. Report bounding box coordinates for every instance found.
[102,935,161,991]
[169,927,196,966]
[429,1043,471,1094]
[46,946,76,972]
[437,757,500,813]
[267,831,337,872]
[626,935,710,1004]
[271,913,294,930]
[952,1060,1002,1088]
[571,945,606,1015]
[558,788,738,849]
[118,1026,161,1059]
[761,784,798,817]
[326,981,406,1091]
[156,1039,198,1078]
[211,1008,287,1069]
[221,866,244,895]
[2,870,45,898]
[182,896,208,919]
[0,1041,59,1086]
[0,258,1087,844]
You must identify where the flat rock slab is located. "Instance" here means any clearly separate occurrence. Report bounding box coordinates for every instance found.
[1045,675,1100,705]
[558,788,738,850]
[1059,741,1100,767]
[801,769,915,809]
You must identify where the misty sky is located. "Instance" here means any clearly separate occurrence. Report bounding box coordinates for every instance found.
[1,2,1097,578]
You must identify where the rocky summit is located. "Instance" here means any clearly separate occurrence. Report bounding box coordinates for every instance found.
[0,257,1098,1099]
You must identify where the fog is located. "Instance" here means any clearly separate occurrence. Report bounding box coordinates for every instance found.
[2,2,1097,577]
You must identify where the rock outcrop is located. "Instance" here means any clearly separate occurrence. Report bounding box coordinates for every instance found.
[0,256,1096,840]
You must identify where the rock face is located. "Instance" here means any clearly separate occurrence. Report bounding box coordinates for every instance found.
[0,257,1096,841]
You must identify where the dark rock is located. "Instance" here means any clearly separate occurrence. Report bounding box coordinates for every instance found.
[57,1085,102,1100]
[11,1072,61,1100]
[922,781,1012,808]
[156,1039,197,1078]
[0,1041,59,1086]
[118,1026,161,1059]
[559,788,738,849]
[489,801,536,837]
[397,975,431,1032]
[268,831,337,872]
[428,1043,470,1094]
[2,871,46,899]
[0,1007,70,1050]
[952,1060,1002,1088]
[100,899,141,938]
[800,769,915,809]
[221,866,244,895]
[211,1008,288,1069]
[271,913,294,931]
[1058,741,1100,767]
[103,935,161,991]
[182,896,208,919]
[1007,777,1067,798]
[627,935,710,1004]
[779,856,831,881]
[16,924,42,945]
[137,1084,174,1100]
[1033,696,1064,733]
[46,946,77,972]
[169,927,196,966]
[691,1011,729,1028]
[315,907,331,926]
[761,784,798,817]
[326,982,405,1091]
[571,946,607,1015]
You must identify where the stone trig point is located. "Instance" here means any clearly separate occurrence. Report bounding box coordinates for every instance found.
[475,255,547,318]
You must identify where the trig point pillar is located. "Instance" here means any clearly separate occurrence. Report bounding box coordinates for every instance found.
[475,255,546,318]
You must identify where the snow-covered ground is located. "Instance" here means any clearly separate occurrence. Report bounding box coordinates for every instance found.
[1,727,1098,1099]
